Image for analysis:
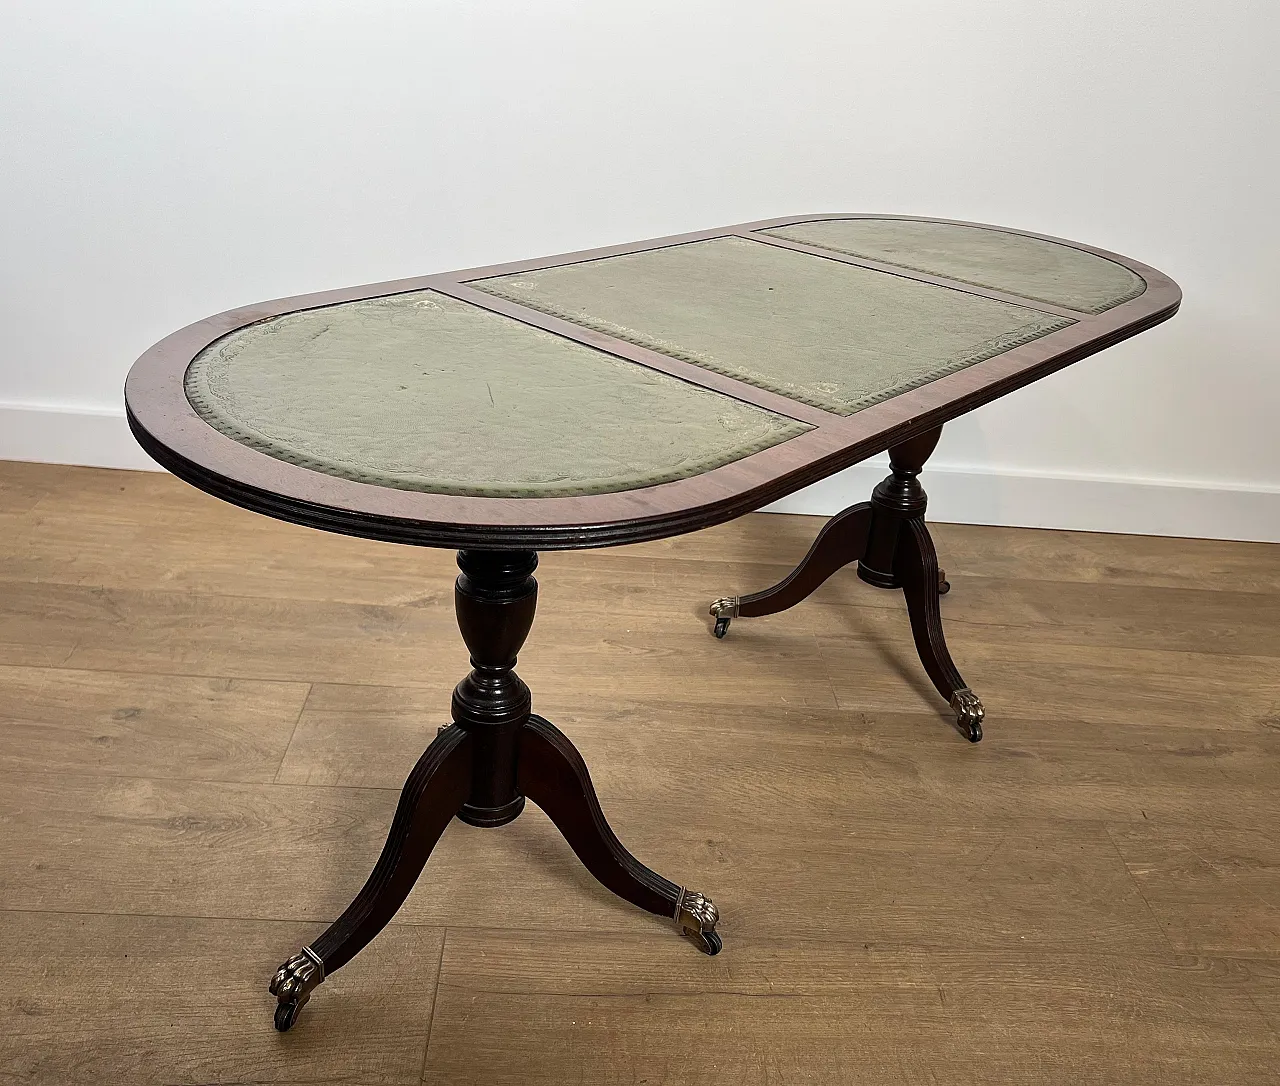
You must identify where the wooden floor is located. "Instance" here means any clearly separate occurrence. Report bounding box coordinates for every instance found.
[0,459,1277,1085]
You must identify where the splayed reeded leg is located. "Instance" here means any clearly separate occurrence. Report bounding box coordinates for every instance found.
[519,713,721,954]
[710,425,984,740]
[269,725,472,1030]
[710,501,872,637]
[894,517,984,742]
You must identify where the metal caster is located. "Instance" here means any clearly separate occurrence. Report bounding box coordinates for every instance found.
[950,688,984,743]
[274,1000,302,1032]
[938,569,951,595]
[269,947,324,1032]
[709,597,739,639]
[688,928,723,955]
[675,887,721,955]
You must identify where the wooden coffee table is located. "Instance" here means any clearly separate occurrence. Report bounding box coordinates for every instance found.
[124,215,1180,1031]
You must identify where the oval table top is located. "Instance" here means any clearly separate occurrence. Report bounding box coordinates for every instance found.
[125,214,1180,550]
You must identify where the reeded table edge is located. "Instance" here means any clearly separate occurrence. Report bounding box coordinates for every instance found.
[124,214,1181,551]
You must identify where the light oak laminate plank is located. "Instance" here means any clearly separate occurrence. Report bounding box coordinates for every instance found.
[422,930,1279,1086]
[0,664,307,781]
[0,910,441,1085]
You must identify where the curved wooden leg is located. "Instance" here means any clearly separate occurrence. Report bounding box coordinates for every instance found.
[269,725,473,1030]
[517,714,722,955]
[895,518,984,743]
[709,501,872,637]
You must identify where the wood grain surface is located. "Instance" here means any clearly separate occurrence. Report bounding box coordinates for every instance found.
[0,459,1276,1084]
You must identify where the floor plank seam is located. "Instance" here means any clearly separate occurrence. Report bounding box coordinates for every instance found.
[14,906,1221,958]
[418,927,449,1084]
[1101,822,1179,955]
[272,681,313,784]
[0,766,406,793]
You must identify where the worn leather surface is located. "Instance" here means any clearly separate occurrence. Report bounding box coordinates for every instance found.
[763,219,1146,314]
[185,291,810,497]
[474,236,1073,416]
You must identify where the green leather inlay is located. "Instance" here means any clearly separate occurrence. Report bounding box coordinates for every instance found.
[473,236,1074,416]
[763,219,1146,314]
[185,291,810,498]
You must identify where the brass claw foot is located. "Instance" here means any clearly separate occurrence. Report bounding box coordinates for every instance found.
[269,946,324,1031]
[950,688,984,743]
[675,888,722,955]
[709,598,739,639]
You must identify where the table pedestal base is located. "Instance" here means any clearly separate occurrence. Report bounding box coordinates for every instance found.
[270,550,720,1032]
[709,425,984,743]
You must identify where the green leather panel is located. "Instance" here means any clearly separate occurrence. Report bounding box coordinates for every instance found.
[762,219,1146,314]
[185,291,810,498]
[473,236,1074,416]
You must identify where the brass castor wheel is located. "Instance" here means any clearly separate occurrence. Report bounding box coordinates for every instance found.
[675,888,722,955]
[269,947,324,1032]
[709,598,739,639]
[689,928,723,955]
[950,688,984,743]
[938,569,951,595]
[274,1000,303,1032]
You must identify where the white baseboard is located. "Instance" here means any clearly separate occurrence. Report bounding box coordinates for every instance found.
[0,402,157,472]
[3,402,1277,542]
[767,461,1279,543]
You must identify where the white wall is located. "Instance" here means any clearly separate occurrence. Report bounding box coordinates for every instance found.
[1,1,1276,540]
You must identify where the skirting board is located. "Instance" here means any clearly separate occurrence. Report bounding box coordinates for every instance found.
[3,402,1277,543]
[1,402,159,473]
[764,460,1279,544]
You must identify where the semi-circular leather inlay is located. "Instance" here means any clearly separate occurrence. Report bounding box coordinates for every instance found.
[763,218,1145,314]
[185,290,811,498]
